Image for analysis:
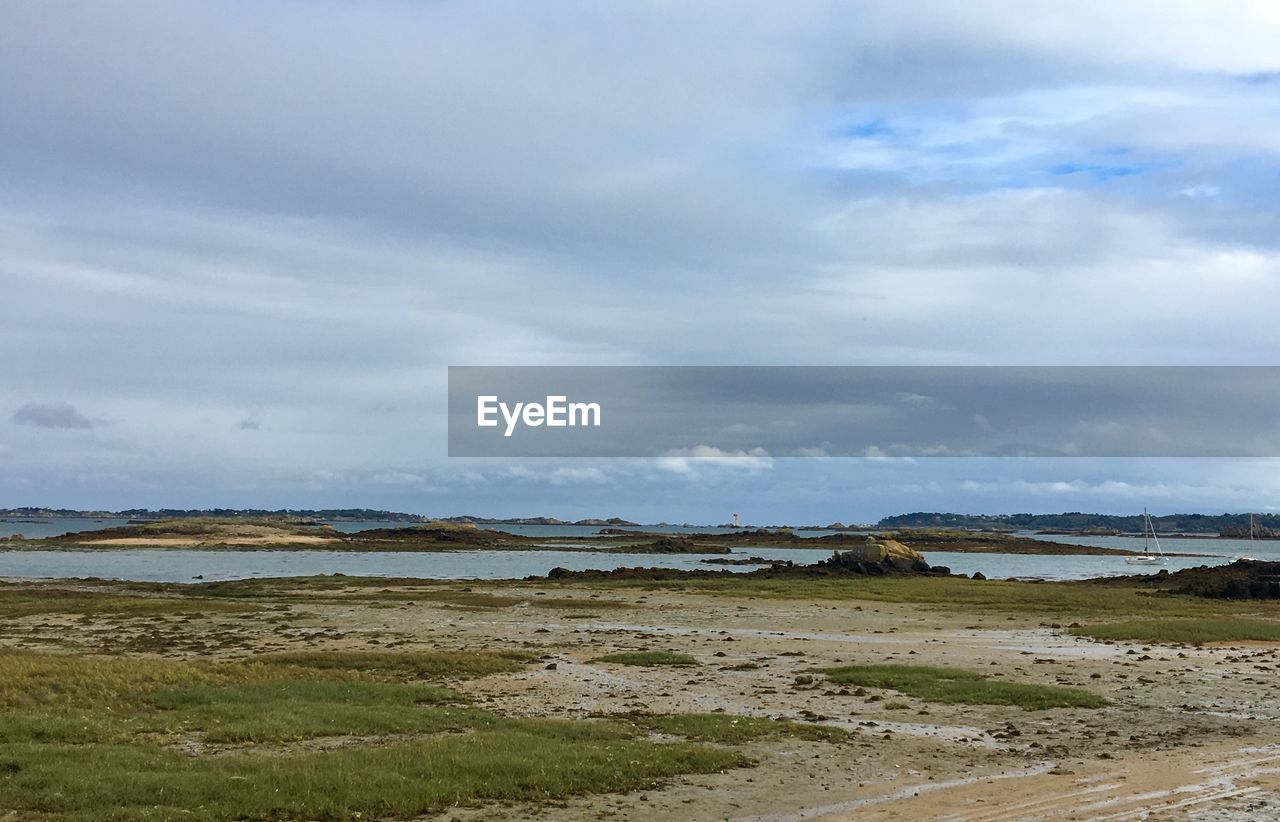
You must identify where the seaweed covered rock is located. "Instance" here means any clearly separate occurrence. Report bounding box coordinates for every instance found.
[1092,559,1280,599]
[536,542,951,583]
[643,536,729,554]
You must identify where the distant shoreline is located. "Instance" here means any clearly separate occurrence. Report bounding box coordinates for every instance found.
[1,519,1221,558]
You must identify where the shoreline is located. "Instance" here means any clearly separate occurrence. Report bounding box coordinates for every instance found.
[3,520,1224,557]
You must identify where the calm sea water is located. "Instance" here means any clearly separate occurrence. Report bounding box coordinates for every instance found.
[0,519,1259,583]
[0,519,841,540]
[0,518,133,539]
[0,545,1236,584]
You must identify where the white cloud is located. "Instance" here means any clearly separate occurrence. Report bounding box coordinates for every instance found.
[656,446,774,478]
[2,4,1279,515]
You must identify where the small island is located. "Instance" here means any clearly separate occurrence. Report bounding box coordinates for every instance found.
[1,518,1214,557]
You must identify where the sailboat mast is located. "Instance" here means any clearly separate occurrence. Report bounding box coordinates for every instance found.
[1149,511,1164,558]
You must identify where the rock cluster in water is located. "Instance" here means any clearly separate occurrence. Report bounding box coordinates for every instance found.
[541,537,955,581]
[1098,559,1280,599]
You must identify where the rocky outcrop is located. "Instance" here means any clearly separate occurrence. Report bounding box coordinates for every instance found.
[539,538,952,583]
[640,537,730,554]
[1093,559,1280,599]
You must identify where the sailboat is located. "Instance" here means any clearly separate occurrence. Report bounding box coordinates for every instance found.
[1125,507,1167,565]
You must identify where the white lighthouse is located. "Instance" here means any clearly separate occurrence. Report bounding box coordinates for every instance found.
[731,512,740,528]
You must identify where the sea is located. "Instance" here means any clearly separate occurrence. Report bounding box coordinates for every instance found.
[0,519,1270,584]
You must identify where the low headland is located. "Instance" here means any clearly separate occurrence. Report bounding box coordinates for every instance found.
[0,517,1215,557]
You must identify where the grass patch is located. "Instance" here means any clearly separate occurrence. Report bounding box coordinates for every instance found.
[141,680,484,743]
[818,664,1105,710]
[0,649,748,818]
[0,649,286,710]
[0,726,744,820]
[75,517,327,537]
[0,587,259,618]
[583,576,1280,619]
[594,651,698,667]
[0,648,532,712]
[623,713,847,744]
[256,649,536,679]
[1068,617,1280,644]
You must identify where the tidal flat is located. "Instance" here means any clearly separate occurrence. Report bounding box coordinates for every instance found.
[2,573,1280,819]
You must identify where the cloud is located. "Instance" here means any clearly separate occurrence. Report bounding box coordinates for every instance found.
[893,392,940,410]
[12,402,92,429]
[656,446,774,478]
[1,4,1279,515]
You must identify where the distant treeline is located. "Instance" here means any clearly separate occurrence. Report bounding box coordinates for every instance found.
[0,507,430,522]
[878,511,1280,534]
[0,508,641,527]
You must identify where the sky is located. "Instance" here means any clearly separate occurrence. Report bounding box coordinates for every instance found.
[3,2,1280,523]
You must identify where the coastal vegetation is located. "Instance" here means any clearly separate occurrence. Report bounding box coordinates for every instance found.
[570,574,1280,617]
[4,567,1280,818]
[0,584,262,618]
[1068,617,1280,644]
[881,511,1280,535]
[2,516,1195,556]
[0,648,745,819]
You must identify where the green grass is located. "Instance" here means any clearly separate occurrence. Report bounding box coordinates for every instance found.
[0,649,288,710]
[81,516,326,536]
[142,680,483,743]
[256,649,536,679]
[818,664,1106,710]
[0,680,475,745]
[0,648,535,713]
[594,651,699,667]
[0,726,745,820]
[0,587,260,618]
[623,713,848,744]
[1068,617,1280,644]
[0,649,748,819]
[583,576,1280,618]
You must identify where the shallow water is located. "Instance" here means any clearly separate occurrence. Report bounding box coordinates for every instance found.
[0,518,1258,582]
[0,543,1234,584]
[1024,531,1275,560]
[0,518,132,540]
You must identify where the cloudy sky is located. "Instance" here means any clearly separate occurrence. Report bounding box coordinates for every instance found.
[3,2,1280,522]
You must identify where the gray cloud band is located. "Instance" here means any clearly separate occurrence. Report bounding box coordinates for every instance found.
[449,366,1280,458]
